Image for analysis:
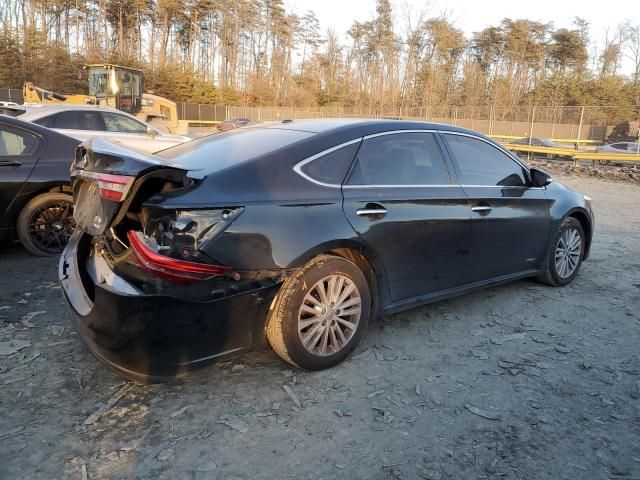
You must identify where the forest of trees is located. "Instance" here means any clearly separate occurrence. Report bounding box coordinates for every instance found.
[0,0,639,112]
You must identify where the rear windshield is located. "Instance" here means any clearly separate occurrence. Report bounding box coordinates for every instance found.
[156,127,313,172]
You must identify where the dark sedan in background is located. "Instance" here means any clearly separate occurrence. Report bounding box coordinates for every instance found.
[216,117,259,132]
[1,115,79,255]
[511,137,572,160]
[59,119,594,382]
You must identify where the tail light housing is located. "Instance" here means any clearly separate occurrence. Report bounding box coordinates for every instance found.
[94,173,135,202]
[127,230,230,282]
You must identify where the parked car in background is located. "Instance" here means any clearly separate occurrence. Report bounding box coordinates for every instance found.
[18,105,191,154]
[595,142,640,165]
[60,119,594,381]
[595,142,640,154]
[216,117,257,132]
[0,115,79,256]
[511,137,571,160]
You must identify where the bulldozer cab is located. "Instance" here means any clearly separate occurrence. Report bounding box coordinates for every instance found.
[86,64,143,114]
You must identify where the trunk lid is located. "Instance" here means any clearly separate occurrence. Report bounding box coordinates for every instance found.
[71,137,190,236]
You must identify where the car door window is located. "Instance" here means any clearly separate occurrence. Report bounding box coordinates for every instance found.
[102,113,148,134]
[0,125,38,156]
[33,115,54,128]
[52,111,105,131]
[348,132,450,185]
[443,134,527,187]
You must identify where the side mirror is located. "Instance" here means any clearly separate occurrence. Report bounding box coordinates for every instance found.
[530,168,552,187]
[146,127,158,137]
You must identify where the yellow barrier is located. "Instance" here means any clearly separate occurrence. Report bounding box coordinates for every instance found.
[501,143,640,165]
[502,144,576,156]
[490,134,599,144]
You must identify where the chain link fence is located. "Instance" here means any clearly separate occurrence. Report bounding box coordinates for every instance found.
[176,103,640,143]
[0,88,23,103]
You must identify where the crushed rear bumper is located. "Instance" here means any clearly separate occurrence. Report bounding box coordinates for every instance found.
[59,232,280,383]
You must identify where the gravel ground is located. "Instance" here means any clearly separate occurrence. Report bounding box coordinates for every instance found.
[0,175,639,480]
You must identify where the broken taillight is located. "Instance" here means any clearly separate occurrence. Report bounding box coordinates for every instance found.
[127,230,230,282]
[95,173,136,202]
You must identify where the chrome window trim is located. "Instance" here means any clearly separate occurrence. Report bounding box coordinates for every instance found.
[292,138,362,188]
[292,128,535,189]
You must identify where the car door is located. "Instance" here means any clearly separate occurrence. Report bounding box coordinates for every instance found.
[101,112,178,153]
[440,132,552,284]
[50,110,106,143]
[342,131,471,303]
[0,122,42,228]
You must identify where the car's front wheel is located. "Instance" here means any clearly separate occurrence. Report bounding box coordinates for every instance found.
[17,192,75,256]
[537,217,585,286]
[266,254,371,370]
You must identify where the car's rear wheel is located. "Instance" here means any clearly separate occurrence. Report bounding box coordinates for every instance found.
[537,217,585,286]
[266,254,371,370]
[598,159,611,165]
[17,192,75,256]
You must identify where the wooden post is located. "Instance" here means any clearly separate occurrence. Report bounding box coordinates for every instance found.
[527,106,536,161]
[575,106,585,167]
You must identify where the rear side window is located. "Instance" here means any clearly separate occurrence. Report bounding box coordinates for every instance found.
[52,111,105,131]
[299,142,359,185]
[102,112,148,133]
[0,124,38,156]
[33,115,53,128]
[348,132,450,185]
[443,134,527,187]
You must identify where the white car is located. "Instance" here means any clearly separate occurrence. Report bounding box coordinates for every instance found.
[18,104,191,154]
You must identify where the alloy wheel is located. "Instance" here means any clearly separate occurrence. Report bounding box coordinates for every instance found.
[554,227,582,279]
[297,274,362,357]
[27,200,75,254]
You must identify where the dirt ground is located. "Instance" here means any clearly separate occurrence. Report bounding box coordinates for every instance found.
[1,174,639,480]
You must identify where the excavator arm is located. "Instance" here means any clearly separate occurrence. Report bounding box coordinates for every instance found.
[22,82,94,105]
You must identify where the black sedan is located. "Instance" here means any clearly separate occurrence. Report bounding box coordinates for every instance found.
[59,119,594,382]
[511,137,571,160]
[1,115,79,255]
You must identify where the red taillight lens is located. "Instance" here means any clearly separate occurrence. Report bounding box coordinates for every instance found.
[95,173,135,202]
[127,230,230,282]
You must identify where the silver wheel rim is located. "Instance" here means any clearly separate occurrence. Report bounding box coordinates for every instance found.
[555,227,582,279]
[297,274,361,357]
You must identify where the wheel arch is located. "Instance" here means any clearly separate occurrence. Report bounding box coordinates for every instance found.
[287,239,389,317]
[566,207,593,259]
[8,182,72,232]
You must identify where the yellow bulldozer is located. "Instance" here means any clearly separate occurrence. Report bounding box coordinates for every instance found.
[22,64,188,134]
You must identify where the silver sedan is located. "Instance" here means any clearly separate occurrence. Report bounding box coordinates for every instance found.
[18,104,191,154]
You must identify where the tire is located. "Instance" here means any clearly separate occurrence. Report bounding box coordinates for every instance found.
[17,192,75,257]
[537,217,585,287]
[598,160,610,166]
[266,254,371,370]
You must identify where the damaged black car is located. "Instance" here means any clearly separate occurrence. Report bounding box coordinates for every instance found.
[59,119,594,382]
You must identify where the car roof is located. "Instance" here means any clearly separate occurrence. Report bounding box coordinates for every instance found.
[18,103,129,121]
[0,113,80,142]
[257,118,480,137]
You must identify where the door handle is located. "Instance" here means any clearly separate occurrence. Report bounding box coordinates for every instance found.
[471,205,492,213]
[0,160,22,167]
[356,205,387,216]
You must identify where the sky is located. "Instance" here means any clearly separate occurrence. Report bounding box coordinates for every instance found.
[285,0,639,73]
